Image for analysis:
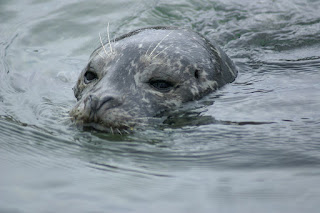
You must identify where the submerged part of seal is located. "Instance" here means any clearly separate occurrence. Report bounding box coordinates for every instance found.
[70,26,237,132]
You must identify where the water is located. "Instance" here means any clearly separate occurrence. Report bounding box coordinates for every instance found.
[1,0,320,212]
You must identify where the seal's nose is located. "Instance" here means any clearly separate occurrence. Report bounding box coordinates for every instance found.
[88,95,122,113]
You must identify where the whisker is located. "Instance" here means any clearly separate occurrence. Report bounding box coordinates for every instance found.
[61,116,73,120]
[97,52,104,59]
[123,129,130,134]
[99,32,108,56]
[149,31,172,58]
[116,128,122,135]
[123,108,136,114]
[145,41,154,56]
[122,124,133,129]
[152,44,173,60]
[107,22,113,53]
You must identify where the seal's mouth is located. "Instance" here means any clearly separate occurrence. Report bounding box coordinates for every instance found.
[70,104,166,134]
[70,103,149,134]
[81,122,133,134]
[70,111,135,134]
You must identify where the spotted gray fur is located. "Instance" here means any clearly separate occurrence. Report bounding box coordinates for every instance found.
[70,26,238,132]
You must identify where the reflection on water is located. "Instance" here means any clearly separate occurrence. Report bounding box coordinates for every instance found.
[1,0,320,212]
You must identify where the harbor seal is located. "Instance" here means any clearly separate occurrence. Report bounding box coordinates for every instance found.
[70,26,237,133]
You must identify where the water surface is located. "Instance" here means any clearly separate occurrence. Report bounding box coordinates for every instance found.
[1,0,320,212]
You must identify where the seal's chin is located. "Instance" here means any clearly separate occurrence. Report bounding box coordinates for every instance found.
[70,116,135,134]
[81,122,132,134]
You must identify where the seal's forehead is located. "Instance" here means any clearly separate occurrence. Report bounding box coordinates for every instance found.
[117,29,210,59]
[89,28,213,71]
[120,29,203,47]
[91,28,206,56]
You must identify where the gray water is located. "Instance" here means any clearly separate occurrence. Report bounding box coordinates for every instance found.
[1,0,320,212]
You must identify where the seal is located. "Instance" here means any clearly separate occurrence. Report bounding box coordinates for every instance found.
[70,26,237,133]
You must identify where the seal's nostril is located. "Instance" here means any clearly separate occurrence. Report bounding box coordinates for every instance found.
[88,95,100,111]
[99,96,114,109]
[89,95,121,113]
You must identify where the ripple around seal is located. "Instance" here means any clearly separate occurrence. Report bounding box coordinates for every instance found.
[71,120,320,171]
[0,116,84,169]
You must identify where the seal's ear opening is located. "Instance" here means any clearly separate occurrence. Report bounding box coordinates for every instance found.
[194,69,200,79]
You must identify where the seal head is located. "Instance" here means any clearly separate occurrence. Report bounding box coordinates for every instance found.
[70,26,237,132]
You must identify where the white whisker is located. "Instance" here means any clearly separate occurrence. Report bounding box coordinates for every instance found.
[99,32,108,56]
[107,22,113,53]
[152,44,173,60]
[145,41,154,56]
[116,128,122,135]
[149,31,172,58]
[97,52,104,59]
[123,129,130,134]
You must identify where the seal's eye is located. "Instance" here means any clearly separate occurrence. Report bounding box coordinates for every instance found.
[84,71,98,84]
[149,80,174,92]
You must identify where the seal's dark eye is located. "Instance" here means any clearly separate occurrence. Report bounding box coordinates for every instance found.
[84,71,97,84]
[149,80,174,92]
